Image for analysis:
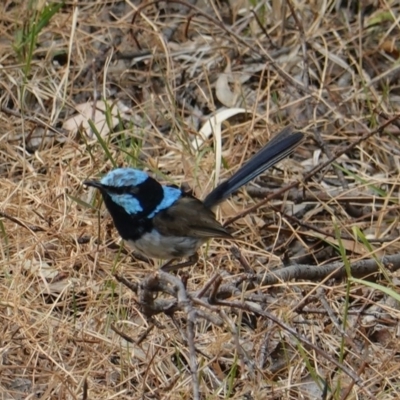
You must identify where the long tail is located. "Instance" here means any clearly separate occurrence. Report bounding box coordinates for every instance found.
[203,126,304,209]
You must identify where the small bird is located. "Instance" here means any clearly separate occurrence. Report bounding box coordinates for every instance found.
[84,127,303,271]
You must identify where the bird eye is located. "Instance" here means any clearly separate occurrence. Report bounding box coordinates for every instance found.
[128,186,139,195]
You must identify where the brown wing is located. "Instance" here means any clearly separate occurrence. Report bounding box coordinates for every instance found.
[153,196,232,239]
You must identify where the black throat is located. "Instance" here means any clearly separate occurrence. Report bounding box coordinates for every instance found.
[102,193,154,241]
[100,176,169,241]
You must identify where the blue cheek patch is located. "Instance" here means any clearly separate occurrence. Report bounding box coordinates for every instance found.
[101,168,148,187]
[109,193,143,214]
[147,186,181,218]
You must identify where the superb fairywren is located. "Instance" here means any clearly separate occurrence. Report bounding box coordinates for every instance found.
[85,127,303,270]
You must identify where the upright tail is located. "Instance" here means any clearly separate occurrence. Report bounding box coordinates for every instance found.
[203,126,304,209]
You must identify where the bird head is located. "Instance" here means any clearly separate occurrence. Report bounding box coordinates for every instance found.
[84,168,152,215]
[84,168,182,218]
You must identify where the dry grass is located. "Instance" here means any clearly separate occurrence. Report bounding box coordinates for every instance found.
[1,0,400,399]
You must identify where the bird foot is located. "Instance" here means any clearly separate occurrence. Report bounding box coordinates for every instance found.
[161,253,199,272]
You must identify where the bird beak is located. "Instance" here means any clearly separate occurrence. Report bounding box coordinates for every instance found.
[84,180,103,190]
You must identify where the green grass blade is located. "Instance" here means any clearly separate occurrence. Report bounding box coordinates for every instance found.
[87,119,117,168]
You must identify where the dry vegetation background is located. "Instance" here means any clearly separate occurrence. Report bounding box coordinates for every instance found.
[0,0,400,399]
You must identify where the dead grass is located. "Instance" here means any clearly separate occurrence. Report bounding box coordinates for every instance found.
[1,0,400,399]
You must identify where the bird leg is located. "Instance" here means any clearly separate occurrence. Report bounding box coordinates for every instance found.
[161,253,199,272]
